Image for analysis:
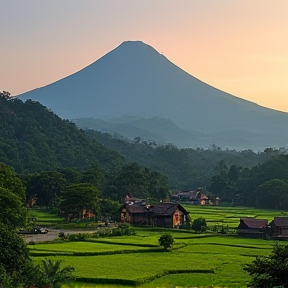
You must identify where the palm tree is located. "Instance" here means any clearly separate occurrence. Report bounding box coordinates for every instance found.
[41,259,75,288]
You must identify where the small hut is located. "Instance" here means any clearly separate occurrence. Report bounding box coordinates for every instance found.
[237,217,268,238]
[119,202,190,228]
[269,217,288,239]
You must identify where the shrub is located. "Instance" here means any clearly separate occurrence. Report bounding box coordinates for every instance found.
[67,233,89,241]
[118,223,135,235]
[58,231,66,239]
[244,243,288,288]
[158,233,174,251]
[191,217,207,232]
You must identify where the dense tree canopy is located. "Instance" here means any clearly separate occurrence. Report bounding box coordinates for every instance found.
[24,171,67,207]
[0,224,29,278]
[208,155,288,208]
[0,187,28,229]
[0,96,125,173]
[0,162,26,202]
[1,92,288,209]
[107,162,170,201]
[86,129,278,191]
[59,183,101,219]
[244,243,288,288]
[255,179,288,210]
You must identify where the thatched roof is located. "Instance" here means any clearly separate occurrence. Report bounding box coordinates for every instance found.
[239,217,268,229]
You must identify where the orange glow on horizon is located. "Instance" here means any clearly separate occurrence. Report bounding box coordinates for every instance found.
[1,0,287,112]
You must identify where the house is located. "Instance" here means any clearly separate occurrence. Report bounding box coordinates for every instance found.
[269,217,288,239]
[28,194,38,207]
[237,217,268,238]
[82,209,95,219]
[170,189,214,205]
[119,202,190,228]
[170,190,202,204]
[125,194,145,205]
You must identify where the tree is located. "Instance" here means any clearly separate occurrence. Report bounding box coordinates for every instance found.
[57,167,82,186]
[255,179,288,210]
[40,258,75,288]
[100,198,121,221]
[244,243,288,288]
[25,171,67,207]
[0,162,26,202]
[81,163,106,189]
[59,183,101,220]
[0,224,29,279]
[158,233,174,251]
[0,265,15,288]
[191,217,207,232]
[227,164,241,182]
[112,163,149,200]
[0,187,28,229]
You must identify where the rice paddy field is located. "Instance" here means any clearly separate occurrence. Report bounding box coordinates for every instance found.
[29,208,65,225]
[183,204,288,229]
[28,205,287,288]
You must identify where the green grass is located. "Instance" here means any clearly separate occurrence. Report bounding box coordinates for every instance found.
[29,240,155,256]
[29,207,65,225]
[31,233,274,287]
[31,205,284,287]
[183,205,288,228]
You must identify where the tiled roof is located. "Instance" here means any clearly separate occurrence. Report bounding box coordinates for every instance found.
[272,217,288,227]
[171,190,201,200]
[124,202,188,216]
[149,203,179,215]
[240,217,268,229]
[125,204,148,214]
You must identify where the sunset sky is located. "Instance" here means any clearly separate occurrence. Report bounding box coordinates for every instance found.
[1,0,287,112]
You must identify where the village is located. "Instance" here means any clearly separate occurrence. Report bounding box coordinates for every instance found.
[118,190,288,240]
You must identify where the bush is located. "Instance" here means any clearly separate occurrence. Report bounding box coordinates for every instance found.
[244,243,288,288]
[118,223,135,235]
[158,233,174,251]
[67,233,88,241]
[58,231,66,239]
[191,217,207,232]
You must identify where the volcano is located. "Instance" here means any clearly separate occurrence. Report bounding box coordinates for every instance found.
[17,41,288,150]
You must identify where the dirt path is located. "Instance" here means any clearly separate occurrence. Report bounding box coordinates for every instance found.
[21,229,98,243]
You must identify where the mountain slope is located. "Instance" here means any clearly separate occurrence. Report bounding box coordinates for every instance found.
[17,40,288,149]
[0,96,124,173]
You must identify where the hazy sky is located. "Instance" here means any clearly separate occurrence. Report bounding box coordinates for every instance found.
[1,0,287,112]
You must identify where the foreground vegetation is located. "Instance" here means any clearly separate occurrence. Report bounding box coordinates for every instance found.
[25,206,288,288]
[29,228,274,288]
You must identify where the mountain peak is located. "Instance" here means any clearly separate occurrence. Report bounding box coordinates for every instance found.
[119,40,154,48]
[16,40,288,150]
[113,40,161,57]
[120,40,147,46]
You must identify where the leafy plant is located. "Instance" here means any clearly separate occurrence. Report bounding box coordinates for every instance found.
[158,233,174,251]
[191,217,207,232]
[244,243,288,288]
[40,258,75,288]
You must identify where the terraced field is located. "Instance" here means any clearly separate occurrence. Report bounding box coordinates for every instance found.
[28,206,284,287]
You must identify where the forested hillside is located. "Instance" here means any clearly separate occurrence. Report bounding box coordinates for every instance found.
[84,130,278,189]
[0,94,125,173]
[210,154,288,208]
[1,92,287,206]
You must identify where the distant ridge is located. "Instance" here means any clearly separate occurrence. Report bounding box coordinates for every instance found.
[17,40,288,150]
